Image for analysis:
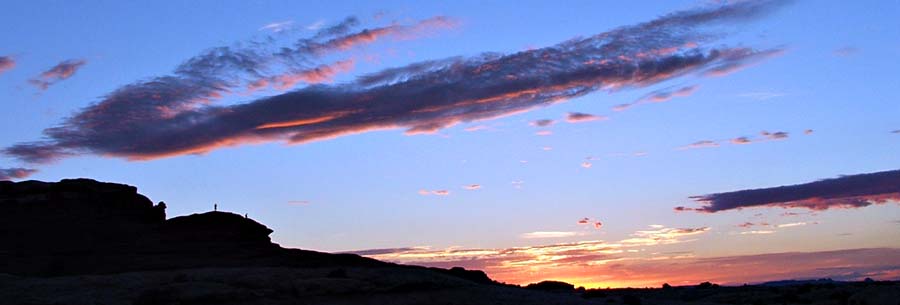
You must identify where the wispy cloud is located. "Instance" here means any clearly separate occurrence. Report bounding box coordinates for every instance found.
[565,112,607,123]
[740,230,775,235]
[28,59,87,90]
[351,224,720,287]
[354,244,900,288]
[833,46,858,57]
[677,169,900,213]
[5,1,788,164]
[776,221,816,228]
[259,20,294,32]
[613,85,698,112]
[419,189,450,196]
[581,161,592,168]
[0,167,37,180]
[682,130,790,149]
[463,184,481,190]
[529,119,555,127]
[680,140,720,150]
[620,225,710,246]
[463,125,489,132]
[0,56,15,75]
[287,200,310,206]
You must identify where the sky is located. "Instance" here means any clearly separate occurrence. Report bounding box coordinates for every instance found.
[1,0,900,288]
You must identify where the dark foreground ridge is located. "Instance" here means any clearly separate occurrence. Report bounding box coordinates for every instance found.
[1,179,898,305]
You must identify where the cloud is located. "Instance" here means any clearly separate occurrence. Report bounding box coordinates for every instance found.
[761,130,788,140]
[529,119,555,127]
[740,230,775,235]
[804,129,813,135]
[577,217,590,224]
[680,140,719,149]
[259,20,294,32]
[0,56,15,75]
[354,224,729,288]
[287,200,310,206]
[581,161,592,168]
[892,130,900,134]
[358,246,900,289]
[521,231,582,239]
[776,221,815,228]
[463,125,488,132]
[702,47,785,77]
[737,222,769,228]
[463,184,481,190]
[565,112,606,123]
[677,169,900,213]
[645,85,698,103]
[511,180,524,189]
[833,46,858,57]
[419,189,450,196]
[620,225,710,246]
[594,222,603,229]
[613,85,698,111]
[0,167,37,180]
[535,130,553,136]
[6,1,788,164]
[730,136,752,144]
[29,59,87,90]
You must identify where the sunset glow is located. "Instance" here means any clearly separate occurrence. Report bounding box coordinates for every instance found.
[1,0,899,290]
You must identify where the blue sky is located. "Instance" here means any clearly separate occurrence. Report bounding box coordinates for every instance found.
[1,0,899,287]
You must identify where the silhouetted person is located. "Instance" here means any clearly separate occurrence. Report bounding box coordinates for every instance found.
[244,213,248,218]
[214,203,217,211]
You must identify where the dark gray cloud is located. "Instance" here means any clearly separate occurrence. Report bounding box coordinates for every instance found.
[5,1,789,163]
[0,168,37,180]
[0,56,14,75]
[29,59,87,90]
[677,169,900,213]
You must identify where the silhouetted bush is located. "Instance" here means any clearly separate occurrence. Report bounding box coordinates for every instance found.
[662,283,672,290]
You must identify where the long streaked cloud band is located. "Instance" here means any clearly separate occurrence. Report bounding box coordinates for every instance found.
[4,1,789,163]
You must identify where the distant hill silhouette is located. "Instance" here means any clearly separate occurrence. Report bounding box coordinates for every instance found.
[0,178,390,276]
[2,179,897,305]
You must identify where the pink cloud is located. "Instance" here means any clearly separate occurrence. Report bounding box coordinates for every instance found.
[29,59,87,90]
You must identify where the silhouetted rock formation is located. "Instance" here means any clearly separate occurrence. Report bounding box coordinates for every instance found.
[0,178,383,276]
[525,280,576,292]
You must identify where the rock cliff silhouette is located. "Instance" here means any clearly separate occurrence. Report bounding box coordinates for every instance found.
[0,178,384,276]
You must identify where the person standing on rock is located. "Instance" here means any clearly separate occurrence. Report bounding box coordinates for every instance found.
[214,203,217,211]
